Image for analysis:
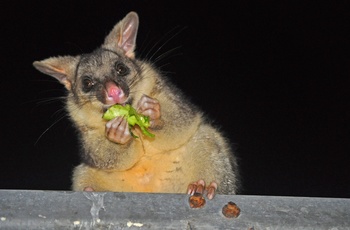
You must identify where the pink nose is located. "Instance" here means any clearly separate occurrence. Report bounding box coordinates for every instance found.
[105,81,125,104]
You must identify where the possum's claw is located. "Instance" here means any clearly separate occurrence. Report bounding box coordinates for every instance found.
[206,181,218,200]
[188,179,205,195]
[187,180,218,200]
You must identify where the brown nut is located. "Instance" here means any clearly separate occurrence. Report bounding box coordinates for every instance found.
[222,201,241,218]
[189,193,206,208]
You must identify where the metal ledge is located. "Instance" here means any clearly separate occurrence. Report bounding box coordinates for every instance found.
[0,190,349,229]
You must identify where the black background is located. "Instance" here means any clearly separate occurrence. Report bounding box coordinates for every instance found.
[1,1,349,198]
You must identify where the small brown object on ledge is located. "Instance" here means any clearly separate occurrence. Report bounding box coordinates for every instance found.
[189,193,206,208]
[222,201,241,218]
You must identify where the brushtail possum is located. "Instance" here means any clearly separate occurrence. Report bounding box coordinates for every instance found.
[33,11,239,199]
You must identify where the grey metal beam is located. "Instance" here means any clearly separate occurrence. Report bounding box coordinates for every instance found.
[0,190,349,229]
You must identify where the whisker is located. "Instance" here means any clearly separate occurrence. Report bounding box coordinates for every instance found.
[50,107,67,119]
[157,66,177,75]
[35,97,65,106]
[153,46,183,65]
[143,26,186,62]
[137,31,153,58]
[21,96,62,108]
[128,71,144,89]
[34,113,68,146]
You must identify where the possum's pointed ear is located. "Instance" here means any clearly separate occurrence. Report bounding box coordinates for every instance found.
[33,56,79,90]
[103,11,139,59]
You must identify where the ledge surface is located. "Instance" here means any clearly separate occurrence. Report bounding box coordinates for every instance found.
[0,190,349,229]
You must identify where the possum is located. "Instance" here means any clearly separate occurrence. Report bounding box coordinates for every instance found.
[33,11,239,199]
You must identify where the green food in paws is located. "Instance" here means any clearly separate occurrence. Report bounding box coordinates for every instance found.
[102,104,155,138]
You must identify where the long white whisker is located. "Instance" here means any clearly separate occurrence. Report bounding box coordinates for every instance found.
[147,26,187,62]
[153,46,183,65]
[34,113,68,146]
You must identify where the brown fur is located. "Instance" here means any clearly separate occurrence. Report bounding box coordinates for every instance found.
[33,12,239,195]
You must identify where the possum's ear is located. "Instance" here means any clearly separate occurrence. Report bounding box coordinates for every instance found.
[33,56,79,90]
[103,11,139,59]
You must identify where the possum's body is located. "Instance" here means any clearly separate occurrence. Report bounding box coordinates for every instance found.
[33,12,239,198]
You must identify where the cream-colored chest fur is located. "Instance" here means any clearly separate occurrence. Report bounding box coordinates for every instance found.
[73,143,191,193]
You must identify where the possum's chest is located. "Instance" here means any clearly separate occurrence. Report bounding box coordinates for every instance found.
[93,148,189,193]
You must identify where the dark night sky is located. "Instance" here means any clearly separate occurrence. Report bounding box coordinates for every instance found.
[1,1,349,198]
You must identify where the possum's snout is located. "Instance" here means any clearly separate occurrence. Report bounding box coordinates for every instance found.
[105,81,127,105]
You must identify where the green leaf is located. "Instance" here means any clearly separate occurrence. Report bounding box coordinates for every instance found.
[102,104,155,138]
[102,104,129,120]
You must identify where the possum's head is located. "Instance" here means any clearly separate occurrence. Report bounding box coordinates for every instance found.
[33,12,140,112]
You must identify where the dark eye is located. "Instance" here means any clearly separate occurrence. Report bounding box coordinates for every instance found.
[115,62,129,76]
[81,76,94,92]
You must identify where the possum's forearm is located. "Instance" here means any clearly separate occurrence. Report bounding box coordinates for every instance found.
[148,97,203,150]
[80,129,142,170]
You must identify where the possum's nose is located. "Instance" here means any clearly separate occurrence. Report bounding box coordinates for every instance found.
[105,81,127,105]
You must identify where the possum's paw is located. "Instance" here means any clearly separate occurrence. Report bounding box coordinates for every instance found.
[83,186,95,192]
[105,116,132,144]
[137,95,162,128]
[187,180,218,200]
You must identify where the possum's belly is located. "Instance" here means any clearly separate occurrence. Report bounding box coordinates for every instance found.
[84,148,190,193]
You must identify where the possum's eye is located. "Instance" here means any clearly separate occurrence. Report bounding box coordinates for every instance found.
[115,62,129,76]
[81,76,95,92]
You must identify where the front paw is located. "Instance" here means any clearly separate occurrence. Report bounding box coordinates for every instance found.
[137,95,162,128]
[105,116,132,144]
